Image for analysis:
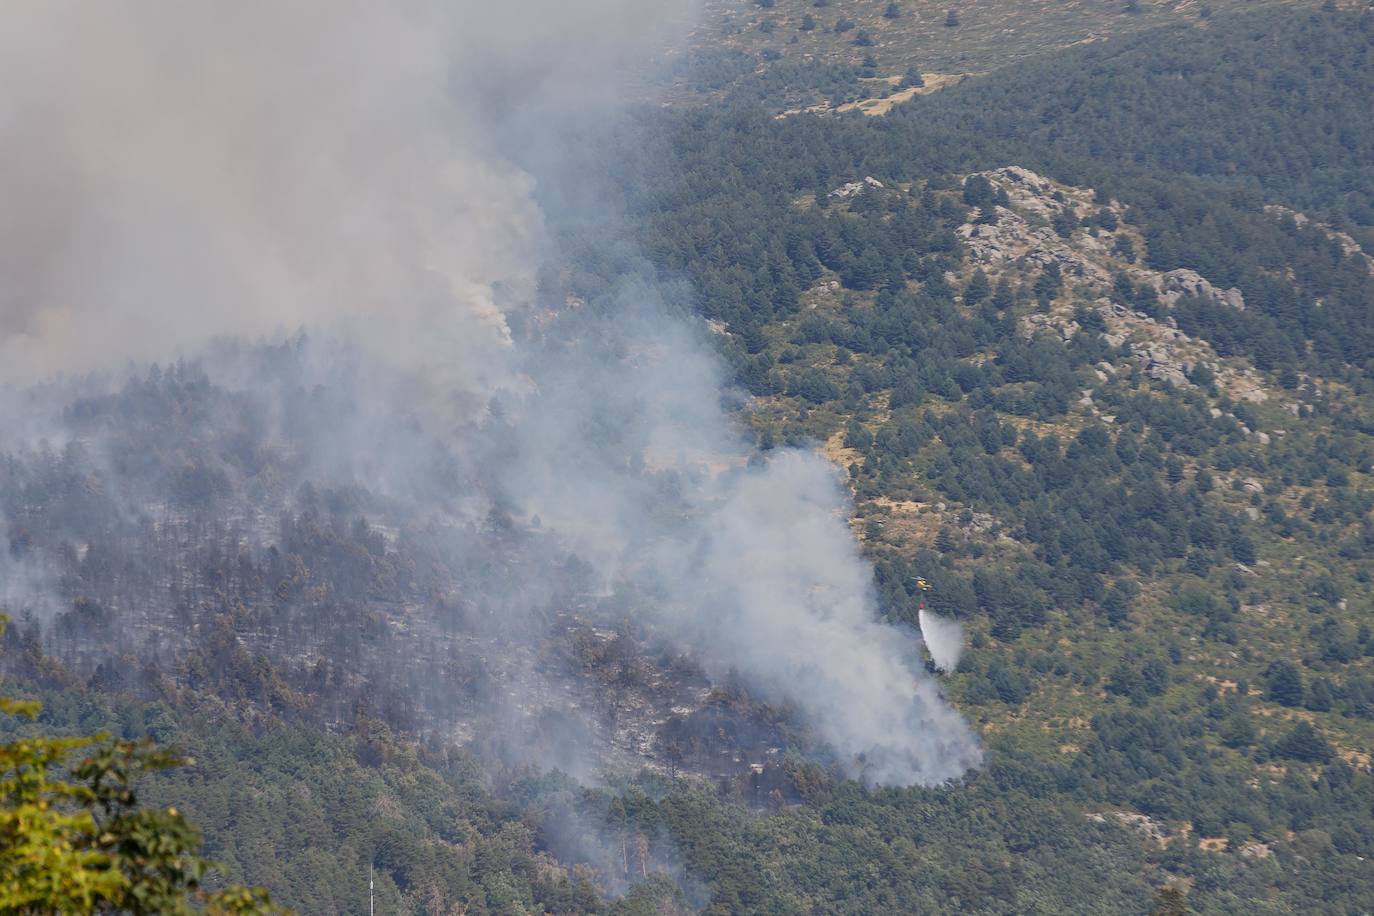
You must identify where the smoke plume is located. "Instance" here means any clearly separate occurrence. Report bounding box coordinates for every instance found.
[0,1,979,786]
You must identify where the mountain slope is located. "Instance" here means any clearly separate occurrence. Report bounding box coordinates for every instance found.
[906,3,1374,227]
[686,0,1316,80]
[5,4,1374,914]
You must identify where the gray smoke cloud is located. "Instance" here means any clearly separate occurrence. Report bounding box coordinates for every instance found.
[0,1,979,785]
[0,0,689,391]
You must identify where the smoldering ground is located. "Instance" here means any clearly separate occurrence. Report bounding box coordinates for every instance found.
[0,1,979,793]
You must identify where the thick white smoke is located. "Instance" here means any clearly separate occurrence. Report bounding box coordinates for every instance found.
[502,293,981,783]
[919,609,965,673]
[0,1,980,785]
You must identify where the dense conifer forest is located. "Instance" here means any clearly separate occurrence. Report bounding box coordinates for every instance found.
[5,3,1374,913]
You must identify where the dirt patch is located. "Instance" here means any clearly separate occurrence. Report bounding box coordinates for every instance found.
[1338,748,1371,769]
[868,496,930,514]
[834,72,967,115]
[1195,673,1241,694]
[822,429,862,468]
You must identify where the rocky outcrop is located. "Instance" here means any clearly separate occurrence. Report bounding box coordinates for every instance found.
[954,166,1283,415]
[959,211,1026,264]
[991,166,1068,219]
[1138,350,1192,388]
[958,208,1110,282]
[1151,268,1246,311]
[1022,311,1079,342]
[830,176,885,199]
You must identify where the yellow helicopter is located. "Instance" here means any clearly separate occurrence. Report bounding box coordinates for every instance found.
[914,577,931,610]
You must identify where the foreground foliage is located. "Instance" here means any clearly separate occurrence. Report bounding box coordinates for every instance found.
[0,621,281,915]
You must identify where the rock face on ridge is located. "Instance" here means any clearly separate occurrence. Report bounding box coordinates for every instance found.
[956,166,1276,409]
[1154,268,1246,311]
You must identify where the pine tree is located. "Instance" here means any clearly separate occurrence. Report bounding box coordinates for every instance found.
[1150,886,1188,916]
[1265,660,1305,707]
[900,66,925,89]
[1272,721,1334,763]
[964,268,991,305]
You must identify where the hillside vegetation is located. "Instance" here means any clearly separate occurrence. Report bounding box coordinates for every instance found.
[584,5,1374,908]
[907,3,1374,229]
[671,0,1331,107]
[6,3,1374,913]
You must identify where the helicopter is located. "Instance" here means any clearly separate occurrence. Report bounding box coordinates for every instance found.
[912,577,962,672]
[913,576,931,610]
